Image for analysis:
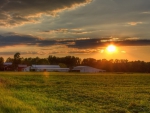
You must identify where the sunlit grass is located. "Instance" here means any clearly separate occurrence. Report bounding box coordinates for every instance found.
[0,72,150,113]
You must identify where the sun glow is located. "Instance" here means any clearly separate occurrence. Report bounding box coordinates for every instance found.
[106,44,117,53]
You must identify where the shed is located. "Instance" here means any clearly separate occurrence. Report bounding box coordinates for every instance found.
[18,65,28,71]
[23,66,31,72]
[72,66,105,73]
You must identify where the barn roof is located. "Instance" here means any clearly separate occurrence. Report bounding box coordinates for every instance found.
[4,62,12,66]
[73,66,105,71]
[18,65,27,68]
[73,66,96,69]
[32,65,60,68]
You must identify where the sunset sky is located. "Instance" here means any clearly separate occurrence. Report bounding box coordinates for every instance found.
[1,0,150,61]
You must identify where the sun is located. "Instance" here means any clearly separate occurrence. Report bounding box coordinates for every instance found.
[106,44,117,53]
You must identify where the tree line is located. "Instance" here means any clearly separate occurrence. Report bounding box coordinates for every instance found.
[0,52,150,72]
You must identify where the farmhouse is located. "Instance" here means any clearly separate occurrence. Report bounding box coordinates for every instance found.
[30,65,69,72]
[72,66,105,73]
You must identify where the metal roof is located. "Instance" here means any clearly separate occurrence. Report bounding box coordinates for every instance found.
[4,62,12,65]
[32,65,60,68]
[73,66,105,71]
[18,65,27,68]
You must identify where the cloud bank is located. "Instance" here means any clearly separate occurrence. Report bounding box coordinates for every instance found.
[1,33,150,49]
[0,0,92,26]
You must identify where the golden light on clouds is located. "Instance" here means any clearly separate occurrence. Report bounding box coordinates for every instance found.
[100,49,104,53]
[121,51,126,53]
[128,22,142,26]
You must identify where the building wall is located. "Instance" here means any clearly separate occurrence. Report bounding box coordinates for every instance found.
[18,67,24,71]
[30,66,69,72]
[23,67,31,72]
[79,67,100,73]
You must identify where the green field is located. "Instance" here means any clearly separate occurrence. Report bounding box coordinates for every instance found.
[0,72,150,113]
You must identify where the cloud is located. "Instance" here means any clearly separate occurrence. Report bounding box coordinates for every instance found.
[0,52,16,55]
[1,33,150,49]
[0,0,92,27]
[115,39,150,46]
[0,0,7,8]
[121,51,126,53]
[68,38,150,49]
[127,22,143,26]
[41,29,69,34]
[40,28,90,34]
[67,49,98,54]
[142,11,150,14]
[0,33,56,47]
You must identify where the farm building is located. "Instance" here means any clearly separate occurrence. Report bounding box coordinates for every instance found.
[71,66,105,73]
[30,65,69,72]
[23,66,31,72]
[18,65,27,71]
[3,62,13,71]
[4,62,12,66]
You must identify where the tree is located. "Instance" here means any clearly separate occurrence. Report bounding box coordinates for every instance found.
[37,58,50,65]
[82,58,97,67]
[0,57,4,70]
[14,52,20,59]
[63,56,81,68]
[48,55,58,64]
[0,57,4,66]
[13,52,21,70]
[6,57,14,63]
[59,63,67,68]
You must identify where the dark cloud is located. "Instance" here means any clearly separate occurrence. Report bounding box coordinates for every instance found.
[0,33,56,47]
[0,0,92,26]
[1,33,150,49]
[68,39,150,49]
[0,51,39,56]
[67,39,102,48]
[0,0,7,8]
[114,39,150,46]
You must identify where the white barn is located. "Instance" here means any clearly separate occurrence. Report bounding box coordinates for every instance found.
[29,65,69,72]
[72,66,105,73]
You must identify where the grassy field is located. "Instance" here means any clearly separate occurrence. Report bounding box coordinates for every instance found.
[0,72,150,113]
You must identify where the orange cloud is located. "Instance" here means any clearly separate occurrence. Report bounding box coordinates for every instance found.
[40,28,90,35]
[127,22,143,26]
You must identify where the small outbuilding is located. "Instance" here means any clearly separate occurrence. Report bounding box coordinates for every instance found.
[72,66,105,73]
[18,65,28,71]
[23,66,31,72]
